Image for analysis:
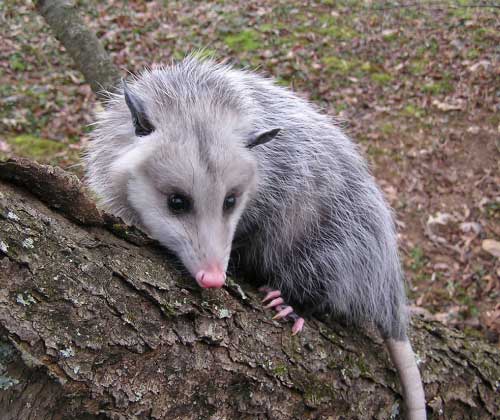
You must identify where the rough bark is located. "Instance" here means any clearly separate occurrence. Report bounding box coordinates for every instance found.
[34,0,121,99]
[0,158,499,419]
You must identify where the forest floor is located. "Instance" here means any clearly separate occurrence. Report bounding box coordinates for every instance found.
[0,0,499,344]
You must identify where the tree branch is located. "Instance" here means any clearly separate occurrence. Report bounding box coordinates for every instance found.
[34,0,121,99]
[0,158,498,418]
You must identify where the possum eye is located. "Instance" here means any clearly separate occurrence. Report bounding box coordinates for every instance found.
[168,194,192,214]
[223,194,237,212]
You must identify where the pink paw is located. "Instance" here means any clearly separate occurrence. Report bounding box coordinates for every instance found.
[259,287,305,335]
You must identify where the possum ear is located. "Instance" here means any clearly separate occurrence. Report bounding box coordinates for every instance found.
[247,128,281,149]
[123,79,155,137]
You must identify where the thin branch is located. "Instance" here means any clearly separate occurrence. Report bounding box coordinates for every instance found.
[35,0,121,100]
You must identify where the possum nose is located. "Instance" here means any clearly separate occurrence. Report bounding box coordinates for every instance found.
[195,265,226,289]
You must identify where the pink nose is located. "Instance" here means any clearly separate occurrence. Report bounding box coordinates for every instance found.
[195,265,226,289]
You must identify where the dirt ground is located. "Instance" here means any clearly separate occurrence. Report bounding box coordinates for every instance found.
[0,1,498,344]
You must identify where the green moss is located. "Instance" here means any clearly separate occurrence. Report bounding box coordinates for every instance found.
[319,326,344,347]
[161,302,177,318]
[382,31,398,42]
[259,23,274,33]
[380,122,395,135]
[366,144,385,158]
[483,201,499,220]
[449,2,472,19]
[422,80,454,95]
[224,30,261,51]
[275,76,291,87]
[341,354,372,378]
[322,56,356,75]
[335,102,349,113]
[408,59,428,75]
[304,385,333,407]
[109,223,139,242]
[273,363,288,376]
[426,37,439,55]
[172,50,185,61]
[473,27,497,44]
[356,355,371,376]
[465,48,480,60]
[361,61,382,73]
[9,52,27,72]
[371,72,393,85]
[112,223,126,233]
[291,365,339,408]
[409,246,427,272]
[402,104,426,119]
[8,135,65,160]
[463,326,485,339]
[317,14,359,40]
[319,24,358,40]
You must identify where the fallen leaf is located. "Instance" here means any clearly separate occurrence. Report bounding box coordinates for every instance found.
[432,99,463,111]
[428,212,454,226]
[0,139,11,152]
[434,263,450,271]
[460,222,482,235]
[482,239,500,258]
[468,60,491,72]
[381,29,397,37]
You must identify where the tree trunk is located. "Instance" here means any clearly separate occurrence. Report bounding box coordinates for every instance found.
[0,158,498,419]
[34,0,121,99]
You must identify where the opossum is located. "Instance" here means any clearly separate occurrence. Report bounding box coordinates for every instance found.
[84,56,426,419]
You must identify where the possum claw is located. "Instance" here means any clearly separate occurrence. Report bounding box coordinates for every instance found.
[265,297,284,308]
[273,306,294,320]
[260,288,305,334]
[291,317,305,335]
[261,290,281,303]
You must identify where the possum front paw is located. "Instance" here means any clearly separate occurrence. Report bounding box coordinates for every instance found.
[259,287,305,335]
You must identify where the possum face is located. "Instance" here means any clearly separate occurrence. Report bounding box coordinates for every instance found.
[110,83,280,289]
[125,140,255,289]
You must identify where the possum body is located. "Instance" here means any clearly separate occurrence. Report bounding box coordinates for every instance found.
[85,56,426,419]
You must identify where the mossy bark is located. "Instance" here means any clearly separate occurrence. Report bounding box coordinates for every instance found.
[0,158,498,419]
[34,0,121,99]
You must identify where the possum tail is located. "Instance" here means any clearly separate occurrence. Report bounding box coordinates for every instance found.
[386,338,426,420]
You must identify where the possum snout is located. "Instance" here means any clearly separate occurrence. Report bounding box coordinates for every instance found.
[195,263,226,288]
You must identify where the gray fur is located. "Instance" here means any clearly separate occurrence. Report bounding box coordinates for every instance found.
[85,56,407,338]
[85,56,426,418]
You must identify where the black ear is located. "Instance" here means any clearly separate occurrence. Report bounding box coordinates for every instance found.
[123,79,155,137]
[247,128,281,149]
